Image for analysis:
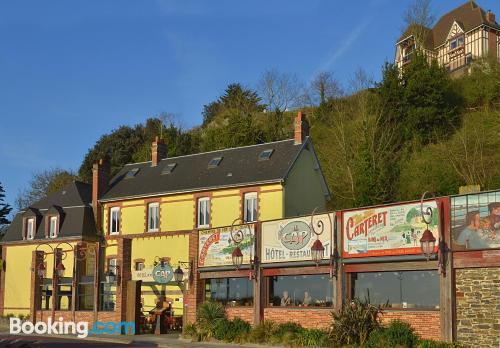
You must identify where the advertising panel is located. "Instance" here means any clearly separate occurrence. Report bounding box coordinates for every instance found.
[451,190,500,250]
[342,201,438,258]
[198,224,255,268]
[261,213,333,264]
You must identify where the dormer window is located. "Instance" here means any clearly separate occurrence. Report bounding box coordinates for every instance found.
[161,163,177,175]
[26,218,35,240]
[450,35,464,50]
[208,157,222,168]
[49,216,58,238]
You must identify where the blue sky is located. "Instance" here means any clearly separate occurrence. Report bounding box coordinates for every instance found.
[0,0,499,212]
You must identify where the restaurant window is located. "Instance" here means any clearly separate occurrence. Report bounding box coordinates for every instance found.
[109,207,120,235]
[49,216,58,238]
[100,258,117,311]
[26,218,35,240]
[76,251,96,310]
[147,203,160,232]
[198,198,210,228]
[205,278,253,306]
[56,277,73,310]
[243,193,257,222]
[351,270,439,309]
[268,274,333,307]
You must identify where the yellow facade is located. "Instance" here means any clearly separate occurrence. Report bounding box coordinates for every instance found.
[3,242,77,316]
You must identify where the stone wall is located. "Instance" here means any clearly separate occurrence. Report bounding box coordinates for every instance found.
[455,267,500,348]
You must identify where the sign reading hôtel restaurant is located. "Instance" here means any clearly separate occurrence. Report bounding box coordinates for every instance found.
[198,224,255,268]
[261,214,333,263]
[342,201,439,258]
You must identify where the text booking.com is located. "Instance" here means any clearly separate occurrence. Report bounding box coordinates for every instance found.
[10,317,135,338]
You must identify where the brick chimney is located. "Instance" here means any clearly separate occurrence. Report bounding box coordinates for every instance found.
[294,111,309,145]
[92,158,110,232]
[486,10,495,23]
[151,136,167,167]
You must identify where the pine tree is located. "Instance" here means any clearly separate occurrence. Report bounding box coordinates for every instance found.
[0,182,12,226]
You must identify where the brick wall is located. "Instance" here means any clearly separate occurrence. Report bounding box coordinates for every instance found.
[226,307,254,324]
[380,310,440,341]
[35,311,123,332]
[455,267,500,348]
[263,308,332,329]
[185,230,204,324]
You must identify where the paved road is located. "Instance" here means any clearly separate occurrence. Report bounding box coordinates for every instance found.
[0,334,158,347]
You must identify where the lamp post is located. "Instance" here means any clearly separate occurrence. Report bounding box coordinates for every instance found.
[309,208,338,278]
[419,192,448,275]
[229,218,258,280]
[173,260,192,331]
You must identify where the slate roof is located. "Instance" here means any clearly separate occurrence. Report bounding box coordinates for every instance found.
[398,1,500,48]
[101,138,308,201]
[1,181,98,243]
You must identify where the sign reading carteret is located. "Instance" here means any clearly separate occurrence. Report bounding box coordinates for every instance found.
[342,201,439,258]
[261,214,333,264]
[198,224,255,268]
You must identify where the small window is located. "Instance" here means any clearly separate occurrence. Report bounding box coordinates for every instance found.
[125,168,140,178]
[26,218,35,240]
[208,157,222,168]
[161,163,177,175]
[109,207,120,235]
[49,216,58,238]
[244,192,258,222]
[147,203,160,232]
[135,262,145,271]
[259,149,274,161]
[450,35,464,50]
[198,197,210,228]
[108,258,118,274]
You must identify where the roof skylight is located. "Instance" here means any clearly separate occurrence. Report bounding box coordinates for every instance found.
[259,149,274,161]
[125,168,140,178]
[161,163,177,175]
[208,157,223,168]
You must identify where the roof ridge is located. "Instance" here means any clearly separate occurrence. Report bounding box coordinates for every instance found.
[122,138,296,166]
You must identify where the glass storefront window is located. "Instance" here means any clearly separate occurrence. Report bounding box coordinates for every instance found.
[351,270,439,309]
[56,277,73,310]
[205,278,253,306]
[268,274,333,307]
[39,279,53,310]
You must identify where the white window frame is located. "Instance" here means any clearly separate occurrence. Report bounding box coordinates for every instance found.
[26,218,35,240]
[147,203,160,232]
[109,207,121,235]
[197,197,210,228]
[135,261,145,271]
[244,192,258,222]
[49,216,58,238]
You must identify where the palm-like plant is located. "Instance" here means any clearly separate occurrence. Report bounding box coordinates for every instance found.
[196,301,226,339]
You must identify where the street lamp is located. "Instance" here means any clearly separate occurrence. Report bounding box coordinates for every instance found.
[309,208,338,277]
[229,218,258,280]
[55,262,66,278]
[310,239,325,265]
[37,262,47,278]
[174,265,184,283]
[420,228,436,260]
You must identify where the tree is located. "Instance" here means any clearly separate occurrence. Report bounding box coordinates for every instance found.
[257,69,303,112]
[305,71,343,106]
[402,0,435,49]
[15,168,77,210]
[0,182,12,226]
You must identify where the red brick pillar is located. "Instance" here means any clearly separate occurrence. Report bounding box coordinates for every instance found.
[0,246,6,316]
[116,238,132,322]
[186,230,203,324]
[30,250,44,321]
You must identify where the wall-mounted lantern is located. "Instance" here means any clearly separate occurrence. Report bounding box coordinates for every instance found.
[309,207,338,278]
[230,219,258,280]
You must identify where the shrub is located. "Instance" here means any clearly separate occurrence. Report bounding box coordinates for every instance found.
[418,339,462,348]
[249,320,276,343]
[294,328,331,347]
[270,322,304,344]
[367,320,419,348]
[213,318,251,343]
[196,301,226,340]
[182,323,197,338]
[329,297,383,346]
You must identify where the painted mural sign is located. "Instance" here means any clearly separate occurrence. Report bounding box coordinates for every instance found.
[261,214,333,264]
[342,201,439,258]
[451,190,500,250]
[198,224,255,268]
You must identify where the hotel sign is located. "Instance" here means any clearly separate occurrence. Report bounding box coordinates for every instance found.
[132,263,176,284]
[198,224,255,268]
[261,214,333,264]
[342,201,439,258]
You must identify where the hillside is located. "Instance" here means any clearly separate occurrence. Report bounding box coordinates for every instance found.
[78,53,500,211]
